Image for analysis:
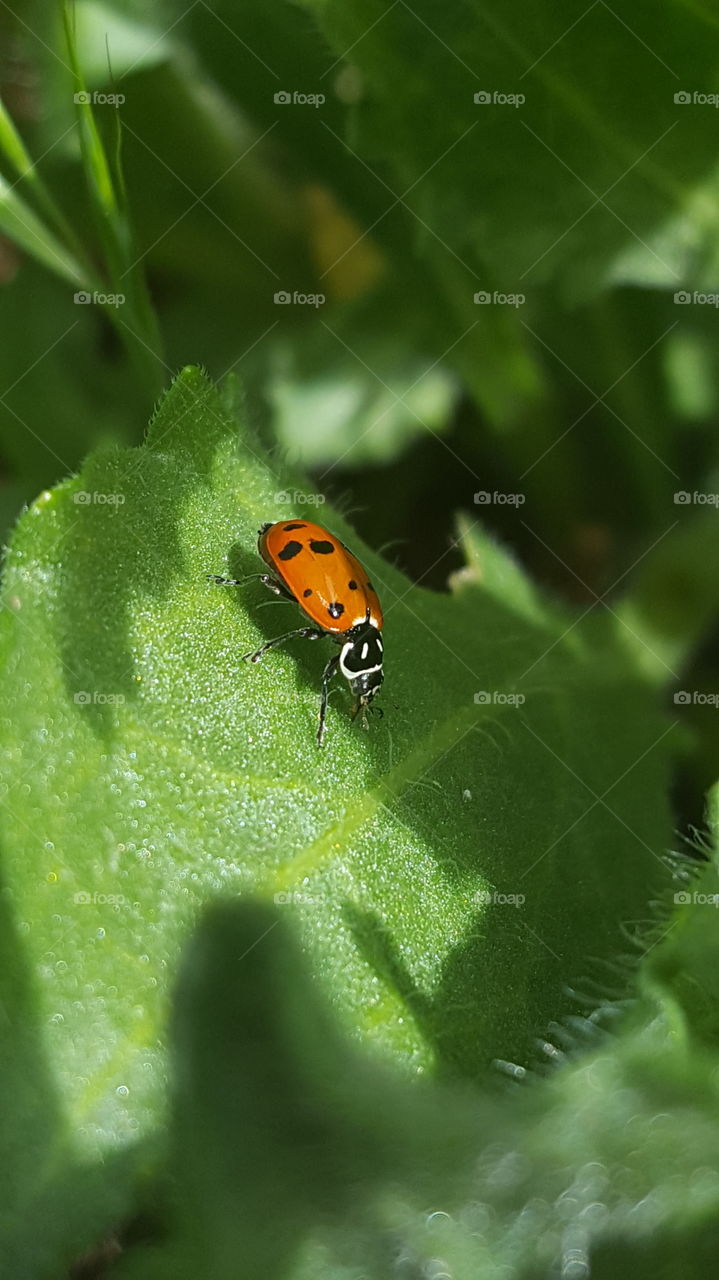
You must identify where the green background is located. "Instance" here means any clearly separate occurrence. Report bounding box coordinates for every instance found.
[1,2,719,1276]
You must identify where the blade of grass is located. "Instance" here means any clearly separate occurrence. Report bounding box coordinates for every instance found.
[0,94,100,281]
[0,174,86,287]
[102,36,165,385]
[62,0,164,400]
[0,96,35,181]
[62,6,120,236]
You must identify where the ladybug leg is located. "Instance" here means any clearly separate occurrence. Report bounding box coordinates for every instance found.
[258,573,295,600]
[350,701,369,731]
[242,626,324,664]
[317,654,340,747]
[206,572,291,597]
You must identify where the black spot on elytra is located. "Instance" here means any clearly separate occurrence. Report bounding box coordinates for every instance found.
[328,602,345,619]
[348,579,358,590]
[303,588,313,598]
[310,539,335,555]
[283,522,306,531]
[278,540,302,561]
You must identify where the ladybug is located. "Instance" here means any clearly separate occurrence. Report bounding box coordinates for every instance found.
[208,520,384,745]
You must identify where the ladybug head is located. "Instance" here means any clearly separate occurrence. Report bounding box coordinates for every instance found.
[339,623,384,718]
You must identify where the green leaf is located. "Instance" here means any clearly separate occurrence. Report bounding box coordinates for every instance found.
[0,838,146,1272]
[451,510,552,628]
[290,0,719,297]
[643,821,719,1054]
[179,0,719,460]
[266,292,459,468]
[116,861,719,1280]
[0,367,676,1182]
[618,509,719,673]
[160,899,456,1279]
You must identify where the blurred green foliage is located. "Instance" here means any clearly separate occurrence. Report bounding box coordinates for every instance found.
[3,0,719,561]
